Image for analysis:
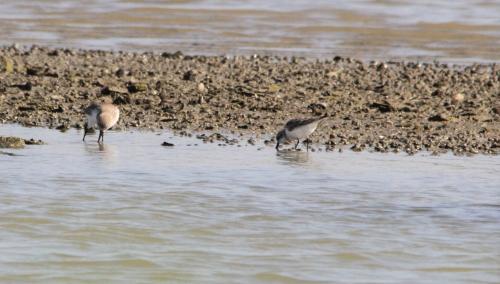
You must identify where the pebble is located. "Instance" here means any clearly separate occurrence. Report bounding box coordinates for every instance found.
[0,56,14,73]
[452,93,465,104]
[197,82,206,93]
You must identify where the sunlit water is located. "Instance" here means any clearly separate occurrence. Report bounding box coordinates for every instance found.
[1,0,499,63]
[1,124,499,283]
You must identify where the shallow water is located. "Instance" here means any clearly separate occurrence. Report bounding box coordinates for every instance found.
[1,124,499,283]
[1,0,499,63]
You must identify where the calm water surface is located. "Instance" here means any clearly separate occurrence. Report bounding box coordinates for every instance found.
[0,0,499,63]
[1,124,499,283]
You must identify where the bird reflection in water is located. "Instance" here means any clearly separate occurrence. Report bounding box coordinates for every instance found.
[83,140,117,162]
[276,149,311,166]
[98,143,107,152]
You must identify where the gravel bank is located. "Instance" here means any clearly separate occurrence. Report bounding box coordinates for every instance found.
[0,45,499,155]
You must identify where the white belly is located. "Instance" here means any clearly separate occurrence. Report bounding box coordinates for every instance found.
[286,123,318,140]
[86,113,98,128]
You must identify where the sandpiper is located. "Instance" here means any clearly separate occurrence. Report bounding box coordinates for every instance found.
[275,115,328,151]
[83,102,120,143]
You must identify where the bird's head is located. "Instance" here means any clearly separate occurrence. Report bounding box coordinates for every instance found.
[275,129,286,150]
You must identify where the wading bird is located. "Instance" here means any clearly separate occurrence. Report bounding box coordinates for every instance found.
[83,102,120,143]
[275,115,328,151]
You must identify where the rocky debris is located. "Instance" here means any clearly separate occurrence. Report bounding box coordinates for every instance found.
[161,51,183,59]
[351,143,365,152]
[196,133,239,145]
[101,86,128,95]
[26,66,43,76]
[115,68,126,77]
[0,136,46,149]
[128,82,148,93]
[182,70,196,81]
[493,105,500,115]
[56,124,69,132]
[370,101,397,113]
[12,81,32,91]
[0,46,498,155]
[307,102,327,115]
[161,141,174,147]
[24,138,45,145]
[428,113,449,122]
[0,55,14,73]
[0,136,25,148]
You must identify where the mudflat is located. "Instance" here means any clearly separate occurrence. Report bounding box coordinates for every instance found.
[0,45,498,155]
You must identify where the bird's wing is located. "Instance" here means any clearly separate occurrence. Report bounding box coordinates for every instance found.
[84,102,101,115]
[285,117,322,131]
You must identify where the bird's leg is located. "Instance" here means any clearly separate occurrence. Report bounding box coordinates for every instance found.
[98,130,104,143]
[295,139,300,149]
[82,123,88,142]
[306,140,309,152]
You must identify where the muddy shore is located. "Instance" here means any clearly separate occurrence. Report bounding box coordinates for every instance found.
[0,45,498,155]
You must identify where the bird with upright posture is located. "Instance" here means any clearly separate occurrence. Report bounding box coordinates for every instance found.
[83,102,120,143]
[275,115,328,151]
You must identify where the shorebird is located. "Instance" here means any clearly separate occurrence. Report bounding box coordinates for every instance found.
[83,102,120,143]
[275,115,328,151]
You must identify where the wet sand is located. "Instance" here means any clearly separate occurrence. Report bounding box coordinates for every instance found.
[0,45,499,155]
[1,0,500,63]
